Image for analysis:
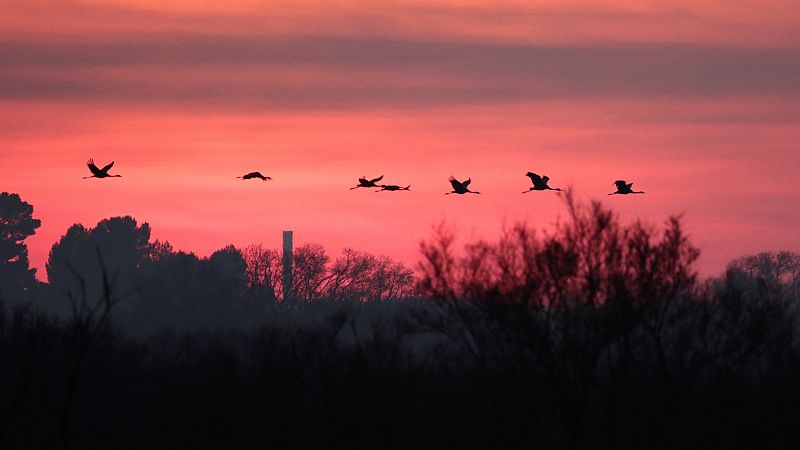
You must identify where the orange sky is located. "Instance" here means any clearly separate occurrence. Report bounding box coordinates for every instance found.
[2,0,799,279]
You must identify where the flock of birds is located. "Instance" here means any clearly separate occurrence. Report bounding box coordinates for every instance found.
[83,159,645,196]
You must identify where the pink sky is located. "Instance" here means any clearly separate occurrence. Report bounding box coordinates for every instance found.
[2,0,799,280]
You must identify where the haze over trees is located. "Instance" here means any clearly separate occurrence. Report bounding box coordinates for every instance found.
[35,207,417,335]
[1,190,799,449]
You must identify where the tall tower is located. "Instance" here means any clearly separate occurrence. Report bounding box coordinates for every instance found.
[282,230,293,301]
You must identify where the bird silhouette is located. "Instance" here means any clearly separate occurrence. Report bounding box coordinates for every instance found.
[445,176,480,195]
[523,172,561,193]
[83,159,121,179]
[609,180,645,195]
[350,175,384,190]
[237,172,272,181]
[377,184,410,192]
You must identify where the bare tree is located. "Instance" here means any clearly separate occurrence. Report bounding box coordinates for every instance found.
[291,244,330,302]
[242,244,282,302]
[372,255,416,301]
[724,251,800,304]
[325,249,417,301]
[243,243,417,303]
[416,191,702,447]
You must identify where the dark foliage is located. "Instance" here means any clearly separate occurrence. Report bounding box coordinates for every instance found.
[1,193,799,449]
[38,215,416,336]
[44,216,151,317]
[0,192,41,303]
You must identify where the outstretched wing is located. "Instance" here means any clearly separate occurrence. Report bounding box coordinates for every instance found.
[448,176,462,190]
[526,172,543,184]
[462,178,472,187]
[101,161,114,173]
[614,180,627,190]
[87,159,103,176]
[242,172,257,179]
[370,175,384,183]
[358,176,368,183]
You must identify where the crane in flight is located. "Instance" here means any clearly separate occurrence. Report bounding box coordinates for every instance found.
[609,180,645,195]
[377,184,410,192]
[237,172,272,181]
[523,172,561,193]
[350,175,384,190]
[445,176,480,195]
[83,159,122,179]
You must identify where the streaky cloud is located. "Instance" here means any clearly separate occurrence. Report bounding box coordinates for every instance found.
[1,35,799,110]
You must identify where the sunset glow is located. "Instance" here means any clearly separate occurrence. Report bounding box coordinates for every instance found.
[2,0,799,279]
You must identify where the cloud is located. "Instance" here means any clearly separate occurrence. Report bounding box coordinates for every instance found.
[1,34,799,110]
[4,1,799,46]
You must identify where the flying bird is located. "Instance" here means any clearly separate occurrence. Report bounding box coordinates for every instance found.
[523,172,562,193]
[237,172,272,181]
[609,180,645,195]
[445,176,480,195]
[350,175,384,190]
[377,184,410,192]
[83,159,121,179]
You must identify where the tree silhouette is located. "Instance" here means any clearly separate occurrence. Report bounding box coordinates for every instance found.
[291,243,330,301]
[242,243,417,302]
[417,192,702,447]
[3,201,800,449]
[45,217,151,314]
[327,248,417,301]
[128,243,251,332]
[723,251,800,304]
[242,244,281,303]
[200,245,248,317]
[418,191,699,306]
[131,248,203,333]
[0,192,41,302]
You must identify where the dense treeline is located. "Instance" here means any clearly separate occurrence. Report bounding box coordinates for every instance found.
[1,191,799,449]
[34,216,416,336]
